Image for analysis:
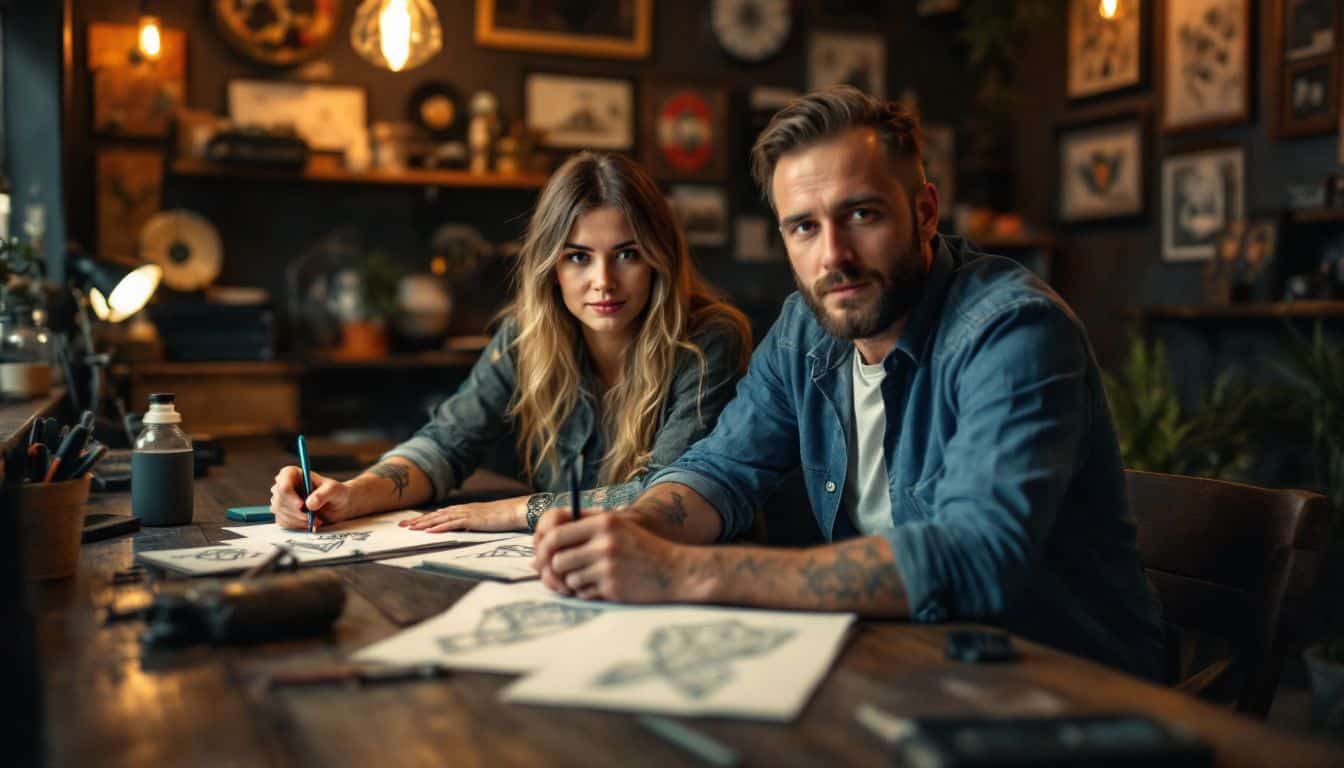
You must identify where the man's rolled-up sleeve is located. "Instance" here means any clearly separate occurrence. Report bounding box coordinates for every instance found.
[887,299,1092,621]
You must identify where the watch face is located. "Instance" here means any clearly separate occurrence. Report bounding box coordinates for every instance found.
[711,0,792,62]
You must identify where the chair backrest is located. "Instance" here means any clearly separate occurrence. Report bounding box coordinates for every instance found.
[1125,469,1332,717]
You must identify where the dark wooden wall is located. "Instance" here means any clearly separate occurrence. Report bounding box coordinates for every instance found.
[63,0,976,343]
[1008,0,1342,367]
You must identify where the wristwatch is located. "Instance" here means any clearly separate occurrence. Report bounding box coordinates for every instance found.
[525,492,555,531]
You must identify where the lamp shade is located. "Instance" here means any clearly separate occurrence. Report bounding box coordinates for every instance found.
[68,256,162,323]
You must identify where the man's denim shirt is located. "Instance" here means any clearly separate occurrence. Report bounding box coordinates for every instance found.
[382,318,745,502]
[649,236,1164,679]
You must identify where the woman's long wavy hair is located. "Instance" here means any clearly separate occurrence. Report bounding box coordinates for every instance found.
[504,151,750,486]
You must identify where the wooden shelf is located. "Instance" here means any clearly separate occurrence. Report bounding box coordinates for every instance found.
[1290,208,1344,223]
[111,349,488,376]
[1135,301,1344,320]
[305,350,482,370]
[171,158,549,190]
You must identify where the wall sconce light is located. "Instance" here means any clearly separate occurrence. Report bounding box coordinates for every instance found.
[136,12,162,60]
[351,0,443,72]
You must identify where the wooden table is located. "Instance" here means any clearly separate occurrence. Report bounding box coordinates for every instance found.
[34,446,1344,767]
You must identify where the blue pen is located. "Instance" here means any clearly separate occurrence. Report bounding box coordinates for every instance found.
[297,434,314,532]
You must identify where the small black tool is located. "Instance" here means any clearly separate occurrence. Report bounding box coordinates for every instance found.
[945,629,1017,663]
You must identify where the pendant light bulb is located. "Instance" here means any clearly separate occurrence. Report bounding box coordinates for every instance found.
[351,0,442,72]
[1098,0,1119,19]
[137,15,162,60]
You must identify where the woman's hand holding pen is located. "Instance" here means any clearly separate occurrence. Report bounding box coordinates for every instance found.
[531,509,682,603]
[399,497,527,532]
[270,466,354,531]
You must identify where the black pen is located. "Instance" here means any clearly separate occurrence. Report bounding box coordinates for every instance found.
[569,458,581,523]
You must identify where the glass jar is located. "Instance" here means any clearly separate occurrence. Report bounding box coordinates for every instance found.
[0,307,53,398]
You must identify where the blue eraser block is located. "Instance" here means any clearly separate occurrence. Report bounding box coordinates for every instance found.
[226,505,275,523]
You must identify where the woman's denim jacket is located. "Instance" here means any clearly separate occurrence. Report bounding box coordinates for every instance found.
[382,317,745,503]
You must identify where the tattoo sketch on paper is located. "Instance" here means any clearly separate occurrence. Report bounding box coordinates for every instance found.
[284,531,373,554]
[458,543,534,559]
[435,600,603,654]
[593,620,795,699]
[182,548,264,562]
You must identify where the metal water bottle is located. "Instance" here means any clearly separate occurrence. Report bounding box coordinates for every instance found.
[132,393,194,526]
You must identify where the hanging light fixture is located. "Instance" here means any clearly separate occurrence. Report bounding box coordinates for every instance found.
[136,13,162,60]
[351,0,443,72]
[1098,0,1121,20]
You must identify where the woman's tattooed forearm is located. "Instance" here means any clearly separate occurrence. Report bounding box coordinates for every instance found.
[365,462,410,498]
[549,483,643,512]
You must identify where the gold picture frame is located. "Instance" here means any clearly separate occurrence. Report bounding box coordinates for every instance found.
[475,0,651,59]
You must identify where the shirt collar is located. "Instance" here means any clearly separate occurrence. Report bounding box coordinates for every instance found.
[892,234,956,368]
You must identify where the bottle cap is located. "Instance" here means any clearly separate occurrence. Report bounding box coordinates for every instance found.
[144,393,181,424]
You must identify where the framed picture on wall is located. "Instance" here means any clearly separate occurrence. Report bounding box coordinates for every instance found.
[667,185,729,247]
[641,82,728,182]
[227,80,366,152]
[87,23,186,138]
[475,0,652,59]
[1160,146,1244,261]
[1270,0,1339,137]
[1159,0,1250,132]
[808,31,885,98]
[525,73,633,150]
[1067,0,1143,99]
[96,148,163,263]
[1057,116,1145,222]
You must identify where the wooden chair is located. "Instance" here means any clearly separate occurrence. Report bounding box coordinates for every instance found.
[1126,469,1332,717]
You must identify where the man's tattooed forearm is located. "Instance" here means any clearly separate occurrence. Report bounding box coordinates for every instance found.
[797,539,902,606]
[365,462,410,499]
[645,490,688,528]
[549,483,643,512]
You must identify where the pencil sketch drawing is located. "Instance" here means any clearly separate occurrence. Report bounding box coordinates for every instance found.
[593,620,795,698]
[186,548,264,562]
[459,543,534,559]
[435,600,603,654]
[283,530,373,554]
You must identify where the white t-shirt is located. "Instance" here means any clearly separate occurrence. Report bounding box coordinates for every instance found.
[844,350,895,538]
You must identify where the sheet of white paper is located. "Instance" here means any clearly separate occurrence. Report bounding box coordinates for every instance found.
[136,542,278,575]
[414,536,539,581]
[222,510,511,559]
[353,580,628,673]
[377,533,533,578]
[501,607,855,721]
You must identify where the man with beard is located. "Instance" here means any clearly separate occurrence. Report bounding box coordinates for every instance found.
[532,86,1163,679]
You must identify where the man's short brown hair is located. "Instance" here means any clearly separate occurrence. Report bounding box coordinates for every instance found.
[750,85,926,210]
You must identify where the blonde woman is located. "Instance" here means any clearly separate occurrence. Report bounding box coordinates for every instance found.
[269,152,750,532]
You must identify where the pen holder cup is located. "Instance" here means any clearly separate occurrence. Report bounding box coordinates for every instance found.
[8,474,92,580]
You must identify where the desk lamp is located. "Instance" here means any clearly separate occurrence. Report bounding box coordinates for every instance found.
[62,248,162,418]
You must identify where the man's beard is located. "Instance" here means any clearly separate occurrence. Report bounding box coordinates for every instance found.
[796,218,927,341]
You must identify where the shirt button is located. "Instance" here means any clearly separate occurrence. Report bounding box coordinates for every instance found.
[825,480,837,493]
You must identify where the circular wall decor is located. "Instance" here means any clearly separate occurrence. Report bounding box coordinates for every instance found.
[407,81,465,141]
[710,0,792,63]
[212,0,341,67]
[139,210,224,292]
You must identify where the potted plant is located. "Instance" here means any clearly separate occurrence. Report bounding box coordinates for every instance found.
[1102,334,1266,478]
[329,250,402,360]
[1276,322,1344,731]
